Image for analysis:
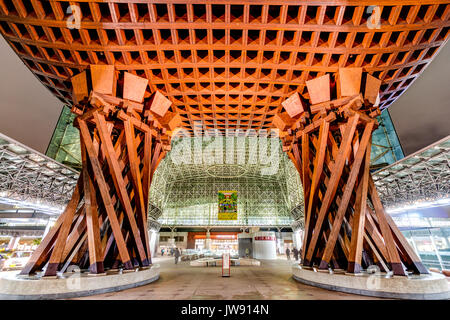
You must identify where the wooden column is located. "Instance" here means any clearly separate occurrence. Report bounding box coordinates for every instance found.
[278,68,428,276]
[20,66,177,276]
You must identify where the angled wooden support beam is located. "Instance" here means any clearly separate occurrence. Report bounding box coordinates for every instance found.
[93,111,149,266]
[150,142,163,184]
[19,179,82,276]
[347,135,372,273]
[78,118,133,270]
[319,120,374,270]
[302,121,329,261]
[291,143,302,176]
[141,131,153,207]
[124,119,152,262]
[81,139,105,274]
[61,204,87,262]
[364,206,390,261]
[383,209,429,274]
[300,132,311,262]
[304,114,359,265]
[43,180,82,277]
[368,177,406,276]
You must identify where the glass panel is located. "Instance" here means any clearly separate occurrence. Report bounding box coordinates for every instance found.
[401,226,450,271]
[46,105,81,170]
[410,229,441,269]
[430,227,450,269]
[371,109,404,170]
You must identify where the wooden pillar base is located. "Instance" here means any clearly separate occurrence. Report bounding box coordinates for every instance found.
[20,65,175,276]
[89,262,105,274]
[346,262,362,274]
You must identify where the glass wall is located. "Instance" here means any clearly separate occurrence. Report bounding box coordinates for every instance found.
[46,107,405,173]
[371,109,404,170]
[391,209,450,271]
[157,178,293,227]
[45,105,81,170]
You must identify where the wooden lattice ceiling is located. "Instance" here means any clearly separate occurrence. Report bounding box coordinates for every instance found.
[0,0,449,134]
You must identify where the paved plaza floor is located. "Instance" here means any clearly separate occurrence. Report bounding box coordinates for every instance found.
[74,257,379,300]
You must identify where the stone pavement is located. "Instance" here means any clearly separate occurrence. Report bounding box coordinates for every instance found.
[75,257,380,300]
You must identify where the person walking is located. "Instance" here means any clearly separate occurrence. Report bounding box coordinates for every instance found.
[174,247,181,264]
[285,247,291,260]
[161,248,165,256]
[293,247,299,261]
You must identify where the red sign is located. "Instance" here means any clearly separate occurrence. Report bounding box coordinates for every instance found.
[254,236,275,241]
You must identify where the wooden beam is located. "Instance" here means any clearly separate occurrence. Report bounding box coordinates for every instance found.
[78,118,133,269]
[142,131,153,213]
[93,111,149,266]
[368,177,406,276]
[302,120,329,262]
[81,139,104,274]
[347,135,372,273]
[304,114,359,265]
[19,180,82,276]
[319,120,374,269]
[124,119,152,263]
[43,178,82,277]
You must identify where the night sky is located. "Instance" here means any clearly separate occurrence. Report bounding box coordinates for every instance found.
[0,36,449,156]
[388,42,450,155]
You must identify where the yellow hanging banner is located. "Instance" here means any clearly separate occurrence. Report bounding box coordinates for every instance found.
[218,190,238,220]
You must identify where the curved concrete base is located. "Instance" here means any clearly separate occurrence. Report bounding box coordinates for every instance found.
[190,258,260,267]
[292,265,450,300]
[0,264,160,300]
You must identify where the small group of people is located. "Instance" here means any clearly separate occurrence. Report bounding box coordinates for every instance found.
[160,247,175,256]
[160,247,181,264]
[285,247,302,262]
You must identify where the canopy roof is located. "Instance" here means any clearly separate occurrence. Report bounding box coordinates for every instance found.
[0,1,449,134]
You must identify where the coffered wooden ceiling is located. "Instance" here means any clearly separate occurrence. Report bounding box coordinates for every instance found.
[0,1,449,134]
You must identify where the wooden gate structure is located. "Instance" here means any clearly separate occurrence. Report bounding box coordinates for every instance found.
[20,65,179,276]
[19,64,429,277]
[276,69,428,275]
[1,0,448,277]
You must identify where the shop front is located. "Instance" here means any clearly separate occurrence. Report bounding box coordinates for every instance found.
[187,232,238,256]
